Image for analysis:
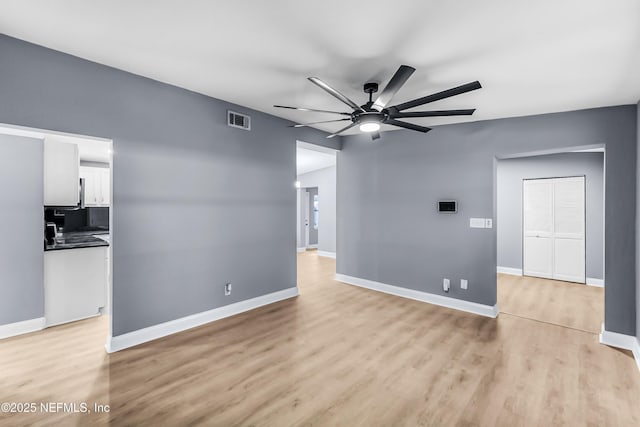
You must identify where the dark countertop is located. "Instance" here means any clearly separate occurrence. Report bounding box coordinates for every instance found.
[45,232,110,251]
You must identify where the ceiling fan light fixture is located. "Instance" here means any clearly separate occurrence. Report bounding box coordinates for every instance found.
[359,122,381,133]
[276,65,480,139]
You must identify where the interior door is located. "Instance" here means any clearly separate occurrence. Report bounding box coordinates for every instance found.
[307,188,318,246]
[523,177,585,283]
[552,177,585,282]
[304,191,310,248]
[523,179,554,279]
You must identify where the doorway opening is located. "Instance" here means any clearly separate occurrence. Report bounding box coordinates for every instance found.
[0,123,113,350]
[496,149,604,333]
[301,186,319,250]
[295,141,337,289]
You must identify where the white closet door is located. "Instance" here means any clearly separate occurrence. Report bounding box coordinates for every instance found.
[523,180,554,278]
[553,177,585,282]
[523,177,585,283]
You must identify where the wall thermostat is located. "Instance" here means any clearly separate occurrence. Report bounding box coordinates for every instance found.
[438,200,457,213]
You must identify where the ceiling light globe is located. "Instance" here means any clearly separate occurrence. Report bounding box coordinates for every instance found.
[359,122,380,133]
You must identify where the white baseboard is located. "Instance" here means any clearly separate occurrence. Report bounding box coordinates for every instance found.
[307,244,318,249]
[586,278,604,287]
[496,266,523,276]
[599,323,640,372]
[497,267,605,287]
[317,251,336,259]
[0,317,46,340]
[335,274,498,318]
[297,247,306,253]
[106,287,299,353]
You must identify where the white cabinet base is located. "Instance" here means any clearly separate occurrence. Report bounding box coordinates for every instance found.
[44,247,108,327]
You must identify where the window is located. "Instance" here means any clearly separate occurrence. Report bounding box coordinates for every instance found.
[313,194,318,230]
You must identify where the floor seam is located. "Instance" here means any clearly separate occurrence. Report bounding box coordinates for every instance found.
[500,311,599,335]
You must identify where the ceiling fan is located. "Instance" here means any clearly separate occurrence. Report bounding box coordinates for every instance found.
[275,65,481,140]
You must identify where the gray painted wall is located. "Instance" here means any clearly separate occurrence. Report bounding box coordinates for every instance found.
[497,152,604,280]
[307,188,318,245]
[0,134,44,325]
[637,100,640,343]
[338,105,636,336]
[0,35,337,336]
[297,166,337,253]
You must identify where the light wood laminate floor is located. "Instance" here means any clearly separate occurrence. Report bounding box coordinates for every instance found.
[498,273,604,333]
[0,252,637,426]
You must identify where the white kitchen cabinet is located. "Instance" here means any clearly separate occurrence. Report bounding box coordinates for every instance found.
[44,247,108,327]
[44,137,79,206]
[79,165,110,207]
[100,168,110,205]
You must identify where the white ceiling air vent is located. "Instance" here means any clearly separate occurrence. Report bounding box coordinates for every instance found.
[227,110,251,130]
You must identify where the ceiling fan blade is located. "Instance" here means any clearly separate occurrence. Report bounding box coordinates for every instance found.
[372,65,415,111]
[326,121,359,139]
[385,119,431,133]
[390,81,482,112]
[308,77,364,112]
[274,105,351,116]
[289,118,351,128]
[390,109,476,118]
[371,131,381,141]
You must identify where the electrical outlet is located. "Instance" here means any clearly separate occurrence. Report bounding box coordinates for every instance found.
[443,278,450,293]
[461,279,468,290]
[485,218,493,228]
[224,283,232,296]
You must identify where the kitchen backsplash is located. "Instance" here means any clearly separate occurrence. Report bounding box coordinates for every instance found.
[44,207,109,232]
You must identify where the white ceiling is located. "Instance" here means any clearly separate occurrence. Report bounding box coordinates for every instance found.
[1,1,639,135]
[297,147,336,175]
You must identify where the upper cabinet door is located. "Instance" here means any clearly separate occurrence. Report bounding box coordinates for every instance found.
[79,166,98,206]
[44,137,79,206]
[79,166,110,207]
[100,168,110,206]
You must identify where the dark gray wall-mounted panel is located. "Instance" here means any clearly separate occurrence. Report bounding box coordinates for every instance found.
[338,105,636,336]
[0,35,336,336]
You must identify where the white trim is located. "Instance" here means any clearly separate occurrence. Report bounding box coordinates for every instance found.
[586,277,604,287]
[317,251,336,259]
[45,313,101,328]
[297,247,306,253]
[599,323,640,372]
[0,123,111,143]
[106,287,298,353]
[335,274,498,318]
[0,125,45,139]
[296,140,339,155]
[307,244,318,249]
[599,323,637,350]
[496,266,523,276]
[497,267,605,287]
[0,317,46,340]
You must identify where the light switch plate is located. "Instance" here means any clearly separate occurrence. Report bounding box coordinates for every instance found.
[485,218,493,228]
[470,218,485,228]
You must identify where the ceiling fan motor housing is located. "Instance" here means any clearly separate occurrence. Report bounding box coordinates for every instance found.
[363,82,379,94]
